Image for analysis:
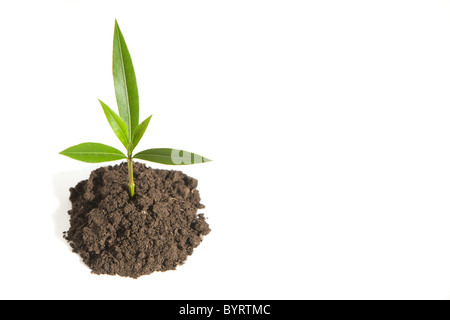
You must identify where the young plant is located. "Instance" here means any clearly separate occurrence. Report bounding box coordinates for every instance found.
[60,21,211,197]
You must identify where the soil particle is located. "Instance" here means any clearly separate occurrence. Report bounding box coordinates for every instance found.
[63,162,210,278]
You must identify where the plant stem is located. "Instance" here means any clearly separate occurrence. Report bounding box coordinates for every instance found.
[127,157,135,197]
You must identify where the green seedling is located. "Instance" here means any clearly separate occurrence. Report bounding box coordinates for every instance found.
[60,21,211,197]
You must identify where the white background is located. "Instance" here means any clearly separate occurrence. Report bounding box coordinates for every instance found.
[1,0,450,300]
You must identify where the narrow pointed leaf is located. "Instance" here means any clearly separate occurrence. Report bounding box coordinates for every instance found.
[59,143,127,163]
[113,20,139,136]
[134,148,212,165]
[98,99,129,149]
[131,115,152,151]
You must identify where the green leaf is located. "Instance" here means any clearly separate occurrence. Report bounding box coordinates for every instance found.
[134,148,212,165]
[59,143,127,163]
[98,99,129,149]
[113,20,139,137]
[131,115,152,152]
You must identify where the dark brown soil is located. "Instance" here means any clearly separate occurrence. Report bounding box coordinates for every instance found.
[63,161,210,278]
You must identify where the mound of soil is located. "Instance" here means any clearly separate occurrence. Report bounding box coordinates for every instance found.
[63,161,210,278]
